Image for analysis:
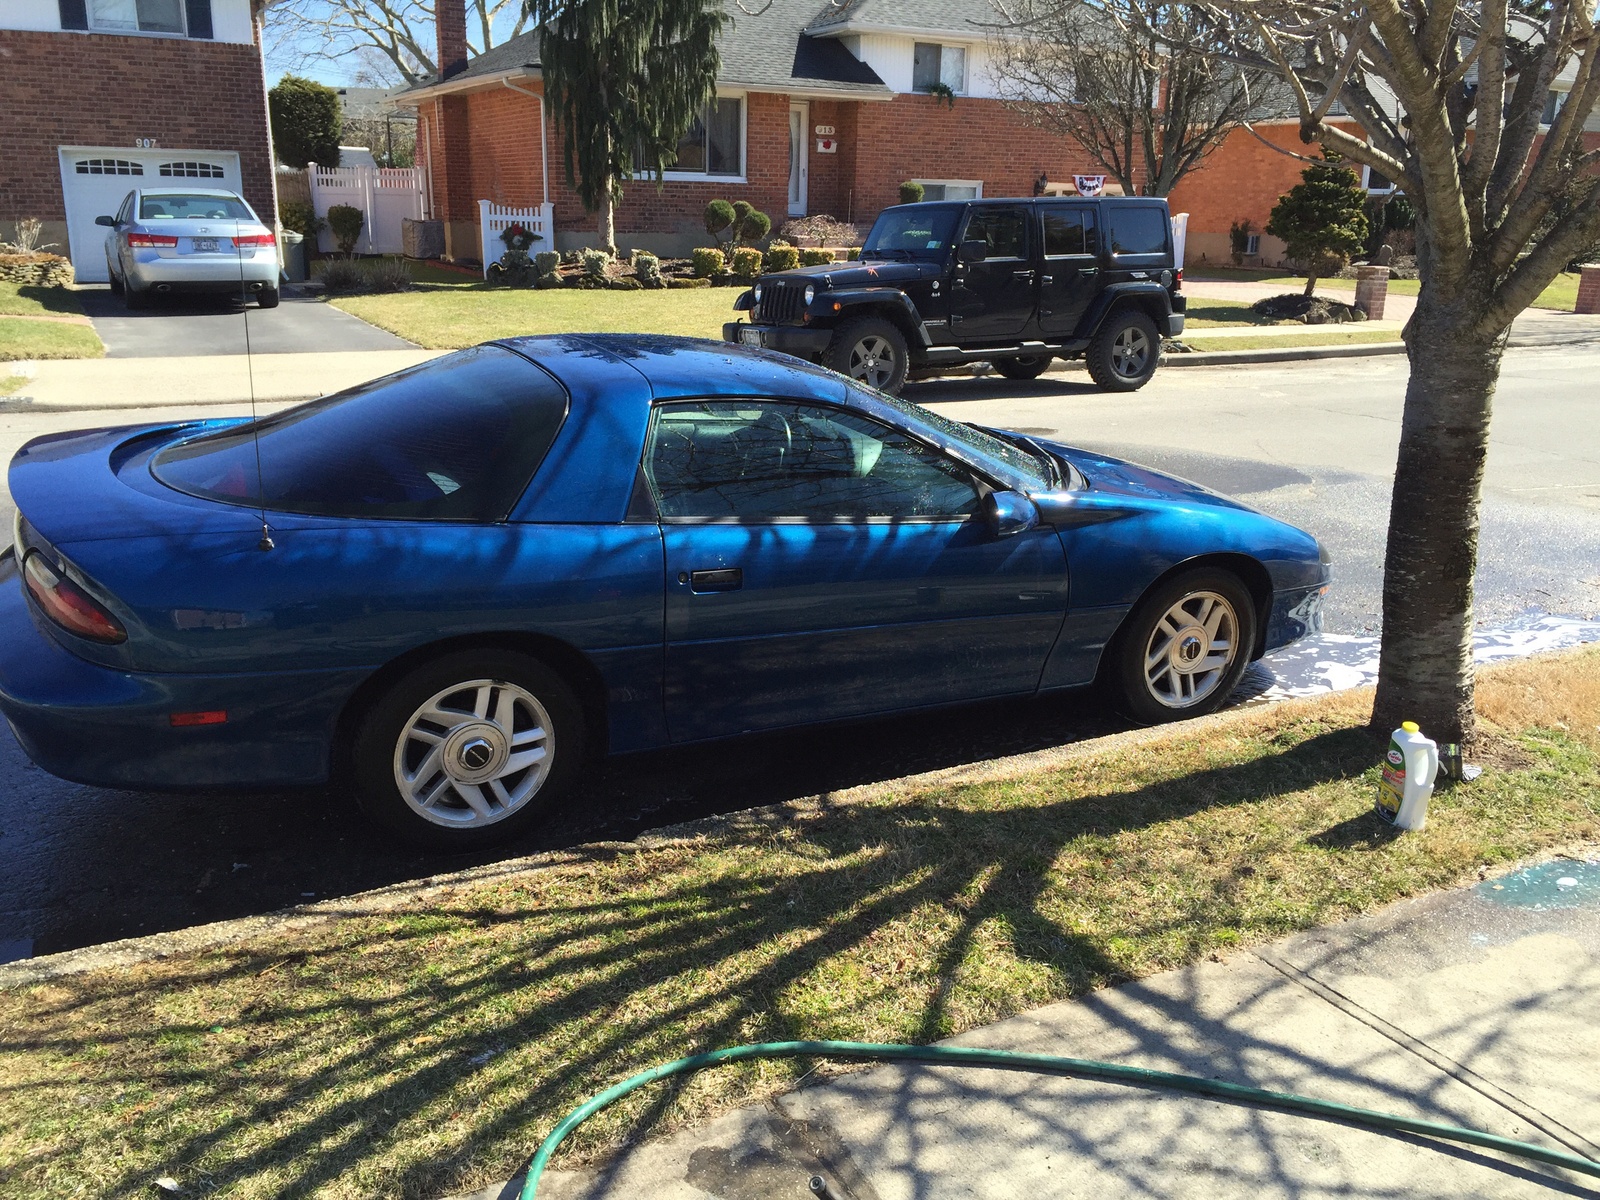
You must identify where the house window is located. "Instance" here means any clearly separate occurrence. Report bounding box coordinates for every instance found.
[88,0,186,34]
[1542,90,1566,125]
[912,43,967,93]
[665,97,744,178]
[1362,164,1397,195]
[76,158,145,175]
[914,180,982,202]
[160,161,226,178]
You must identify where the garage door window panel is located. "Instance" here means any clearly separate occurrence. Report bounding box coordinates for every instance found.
[647,401,980,522]
[159,162,226,179]
[76,159,144,176]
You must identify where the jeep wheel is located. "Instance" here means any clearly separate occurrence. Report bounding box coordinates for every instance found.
[1087,309,1160,392]
[993,354,1052,380]
[826,316,909,394]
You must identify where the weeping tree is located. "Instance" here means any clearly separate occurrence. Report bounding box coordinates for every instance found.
[529,0,726,253]
[990,1,1280,196]
[1021,0,1600,746]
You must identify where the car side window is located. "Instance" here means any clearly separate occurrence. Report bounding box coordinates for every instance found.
[1107,207,1170,256]
[647,400,981,522]
[116,193,135,225]
[961,207,1029,260]
[1042,207,1097,257]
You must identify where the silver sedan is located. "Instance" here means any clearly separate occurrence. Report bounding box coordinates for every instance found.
[98,187,281,310]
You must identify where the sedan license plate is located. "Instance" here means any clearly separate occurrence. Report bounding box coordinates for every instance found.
[192,238,219,253]
[739,326,763,347]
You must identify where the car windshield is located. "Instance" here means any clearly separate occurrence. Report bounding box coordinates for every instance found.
[847,386,1054,491]
[861,206,962,261]
[151,346,570,521]
[139,194,254,221]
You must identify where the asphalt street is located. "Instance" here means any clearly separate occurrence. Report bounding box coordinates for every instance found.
[0,339,1597,961]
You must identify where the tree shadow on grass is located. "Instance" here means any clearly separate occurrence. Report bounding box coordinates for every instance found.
[7,726,1423,1199]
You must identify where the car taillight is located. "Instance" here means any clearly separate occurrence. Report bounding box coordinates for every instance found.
[233,233,276,247]
[1174,268,1183,290]
[22,552,127,644]
[128,233,179,248]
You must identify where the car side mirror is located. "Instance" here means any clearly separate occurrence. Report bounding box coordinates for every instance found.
[983,490,1038,538]
[95,215,116,227]
[958,239,988,264]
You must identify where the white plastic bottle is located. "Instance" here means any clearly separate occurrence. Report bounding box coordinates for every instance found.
[1375,721,1439,830]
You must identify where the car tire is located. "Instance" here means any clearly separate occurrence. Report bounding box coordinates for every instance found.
[107,268,124,296]
[1086,308,1161,392]
[1108,568,1257,724]
[123,282,149,311]
[825,316,909,394]
[258,286,281,309]
[993,354,1053,380]
[352,649,586,852]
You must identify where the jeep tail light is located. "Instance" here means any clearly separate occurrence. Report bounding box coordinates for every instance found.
[233,233,276,247]
[22,552,127,644]
[128,232,179,248]
[1174,268,1183,290]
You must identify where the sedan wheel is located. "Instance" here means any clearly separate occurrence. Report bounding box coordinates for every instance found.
[1109,569,1256,723]
[353,649,583,850]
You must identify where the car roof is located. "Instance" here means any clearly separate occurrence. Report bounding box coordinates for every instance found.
[499,334,850,404]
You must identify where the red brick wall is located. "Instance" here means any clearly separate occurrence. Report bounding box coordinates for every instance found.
[0,28,273,226]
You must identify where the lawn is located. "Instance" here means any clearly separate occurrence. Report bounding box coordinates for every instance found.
[1186,268,1583,310]
[0,317,103,361]
[0,373,27,397]
[2,648,1596,1200]
[332,285,740,349]
[0,282,86,318]
[1183,300,1280,328]
[1181,328,1403,352]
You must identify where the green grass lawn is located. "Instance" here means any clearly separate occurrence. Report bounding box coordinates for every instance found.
[1186,268,1583,310]
[332,285,740,349]
[0,282,86,318]
[1181,328,1403,352]
[2,649,1596,1200]
[0,372,27,396]
[0,317,103,361]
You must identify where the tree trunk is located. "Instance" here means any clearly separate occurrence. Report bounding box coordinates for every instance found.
[598,190,617,257]
[1303,272,1317,297]
[1371,290,1507,746]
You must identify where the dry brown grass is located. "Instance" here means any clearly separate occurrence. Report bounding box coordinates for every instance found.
[1477,645,1600,751]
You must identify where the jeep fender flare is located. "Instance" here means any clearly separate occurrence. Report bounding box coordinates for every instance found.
[1078,282,1173,339]
[820,288,933,348]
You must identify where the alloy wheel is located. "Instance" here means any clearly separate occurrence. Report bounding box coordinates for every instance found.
[848,335,898,389]
[392,678,554,828]
[1112,326,1152,378]
[1142,591,1239,708]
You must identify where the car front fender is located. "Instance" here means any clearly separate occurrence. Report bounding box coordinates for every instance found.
[813,288,933,347]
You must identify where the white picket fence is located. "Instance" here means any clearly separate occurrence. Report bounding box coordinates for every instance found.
[308,164,425,255]
[480,199,557,277]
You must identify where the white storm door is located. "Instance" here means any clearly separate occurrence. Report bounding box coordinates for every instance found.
[788,104,809,217]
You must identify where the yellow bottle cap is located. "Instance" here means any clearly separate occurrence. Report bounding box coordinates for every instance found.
[1401,721,1419,733]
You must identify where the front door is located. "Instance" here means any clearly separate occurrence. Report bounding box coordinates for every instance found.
[646,399,1069,741]
[1037,202,1102,337]
[949,205,1036,341]
[788,104,809,217]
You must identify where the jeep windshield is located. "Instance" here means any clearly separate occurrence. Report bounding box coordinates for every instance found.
[860,205,962,262]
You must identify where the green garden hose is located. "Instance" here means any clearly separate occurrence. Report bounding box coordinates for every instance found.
[519,1039,1600,1199]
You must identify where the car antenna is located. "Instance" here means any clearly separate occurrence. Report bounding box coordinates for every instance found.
[237,220,273,551]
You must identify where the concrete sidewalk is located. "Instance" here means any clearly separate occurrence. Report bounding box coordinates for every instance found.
[452,854,1600,1200]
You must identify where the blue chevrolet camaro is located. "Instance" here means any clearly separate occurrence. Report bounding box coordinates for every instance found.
[0,336,1328,850]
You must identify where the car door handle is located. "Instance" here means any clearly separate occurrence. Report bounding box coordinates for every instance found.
[1078,267,1099,278]
[1039,275,1054,285]
[1013,269,1035,282]
[689,568,743,593]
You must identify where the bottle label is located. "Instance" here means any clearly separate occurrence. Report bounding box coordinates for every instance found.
[1375,739,1405,822]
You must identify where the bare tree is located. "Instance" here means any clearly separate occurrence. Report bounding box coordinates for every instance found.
[1036,0,1600,745]
[990,1,1280,195]
[266,0,530,85]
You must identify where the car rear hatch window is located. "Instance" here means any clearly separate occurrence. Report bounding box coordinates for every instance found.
[150,345,569,521]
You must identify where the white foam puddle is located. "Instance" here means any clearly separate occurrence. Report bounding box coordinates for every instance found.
[1244,610,1600,703]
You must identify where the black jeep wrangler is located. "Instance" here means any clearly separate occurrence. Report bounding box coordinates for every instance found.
[723,196,1185,395]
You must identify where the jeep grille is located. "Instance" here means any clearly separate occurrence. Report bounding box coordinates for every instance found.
[758,280,806,325]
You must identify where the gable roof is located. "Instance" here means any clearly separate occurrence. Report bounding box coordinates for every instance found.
[805,0,996,40]
[400,0,891,101]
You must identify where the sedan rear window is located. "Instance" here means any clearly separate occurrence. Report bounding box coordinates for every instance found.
[140,194,254,221]
[151,345,569,521]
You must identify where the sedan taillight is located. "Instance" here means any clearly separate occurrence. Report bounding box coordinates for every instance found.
[128,232,179,248]
[22,552,127,644]
[233,233,276,247]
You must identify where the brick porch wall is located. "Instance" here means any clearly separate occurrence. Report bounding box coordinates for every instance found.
[0,28,273,236]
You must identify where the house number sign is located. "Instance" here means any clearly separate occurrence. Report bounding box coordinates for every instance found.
[814,125,835,136]
[134,138,160,148]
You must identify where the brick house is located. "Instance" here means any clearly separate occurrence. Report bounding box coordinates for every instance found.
[0,0,275,283]
[402,0,1112,260]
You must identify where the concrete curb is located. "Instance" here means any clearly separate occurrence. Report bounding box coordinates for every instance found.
[1161,341,1408,367]
[0,691,1358,990]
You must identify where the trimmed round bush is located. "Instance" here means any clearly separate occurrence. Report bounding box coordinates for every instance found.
[765,242,800,272]
[899,181,925,205]
[704,200,735,240]
[692,247,726,278]
[633,251,663,288]
[800,248,834,267]
[730,246,763,280]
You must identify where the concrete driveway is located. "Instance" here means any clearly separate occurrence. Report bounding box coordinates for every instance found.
[76,284,412,357]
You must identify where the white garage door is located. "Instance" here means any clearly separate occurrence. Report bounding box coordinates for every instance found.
[57,148,243,283]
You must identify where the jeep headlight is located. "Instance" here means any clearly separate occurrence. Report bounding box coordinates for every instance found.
[804,283,816,305]
[753,283,763,304]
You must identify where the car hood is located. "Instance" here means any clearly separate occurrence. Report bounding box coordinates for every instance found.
[1033,438,1257,513]
[762,259,942,289]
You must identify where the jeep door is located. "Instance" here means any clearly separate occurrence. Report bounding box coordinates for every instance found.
[948,205,1036,340]
[1037,202,1101,338]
